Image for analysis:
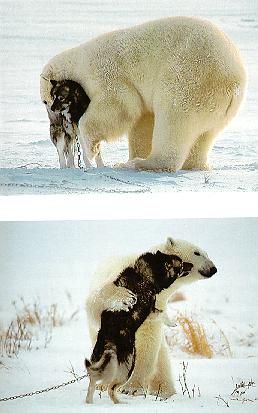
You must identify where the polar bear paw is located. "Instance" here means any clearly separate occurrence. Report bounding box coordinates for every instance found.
[148,382,176,399]
[107,286,137,312]
[114,160,139,169]
[120,382,148,396]
[114,157,177,172]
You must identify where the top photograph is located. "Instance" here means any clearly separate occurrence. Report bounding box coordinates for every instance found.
[0,0,257,194]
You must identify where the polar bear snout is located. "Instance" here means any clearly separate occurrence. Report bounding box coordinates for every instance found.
[199,265,217,278]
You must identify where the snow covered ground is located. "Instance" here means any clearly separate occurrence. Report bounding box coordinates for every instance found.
[0,0,258,194]
[0,218,257,412]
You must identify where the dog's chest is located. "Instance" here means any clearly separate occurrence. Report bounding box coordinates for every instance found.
[62,108,72,123]
[63,117,75,136]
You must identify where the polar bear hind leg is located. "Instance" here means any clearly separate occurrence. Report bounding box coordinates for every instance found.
[182,129,219,170]
[148,336,176,397]
[130,109,197,172]
[182,89,245,171]
[121,318,163,395]
[128,113,154,160]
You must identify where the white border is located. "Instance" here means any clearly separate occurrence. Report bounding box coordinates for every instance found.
[0,192,258,221]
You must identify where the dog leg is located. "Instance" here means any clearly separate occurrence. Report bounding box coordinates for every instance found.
[86,376,97,404]
[108,383,122,404]
[65,135,75,168]
[56,135,67,168]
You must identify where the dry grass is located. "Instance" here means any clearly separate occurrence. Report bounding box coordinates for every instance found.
[178,361,201,398]
[216,378,257,407]
[166,310,231,358]
[176,312,213,358]
[0,296,79,358]
[0,317,33,357]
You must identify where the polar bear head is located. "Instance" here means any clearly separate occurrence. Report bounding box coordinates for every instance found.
[154,237,217,304]
[163,237,217,279]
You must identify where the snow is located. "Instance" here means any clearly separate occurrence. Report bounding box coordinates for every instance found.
[1,0,258,194]
[0,218,257,412]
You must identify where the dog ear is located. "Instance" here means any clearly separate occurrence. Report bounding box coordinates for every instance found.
[183,262,193,272]
[171,255,182,267]
[166,237,175,247]
[50,79,57,87]
[156,250,162,255]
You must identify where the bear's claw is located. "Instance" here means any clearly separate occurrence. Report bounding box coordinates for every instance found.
[108,287,137,312]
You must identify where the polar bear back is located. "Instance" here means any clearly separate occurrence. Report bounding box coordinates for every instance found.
[41,16,246,112]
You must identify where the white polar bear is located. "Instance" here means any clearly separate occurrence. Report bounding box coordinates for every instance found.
[40,17,247,171]
[86,237,217,398]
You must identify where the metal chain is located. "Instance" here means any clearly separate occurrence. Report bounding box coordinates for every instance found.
[0,373,87,403]
[75,135,83,169]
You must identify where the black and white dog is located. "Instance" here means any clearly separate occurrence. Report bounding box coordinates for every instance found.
[43,79,103,168]
[85,250,193,404]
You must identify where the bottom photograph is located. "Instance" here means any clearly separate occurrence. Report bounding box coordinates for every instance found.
[0,218,257,412]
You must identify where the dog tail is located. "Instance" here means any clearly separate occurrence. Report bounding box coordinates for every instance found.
[85,358,91,369]
[85,343,117,374]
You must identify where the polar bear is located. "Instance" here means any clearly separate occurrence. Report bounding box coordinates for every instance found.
[86,237,217,398]
[40,17,247,171]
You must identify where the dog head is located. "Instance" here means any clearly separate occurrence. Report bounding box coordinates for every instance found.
[50,79,90,120]
[155,251,194,290]
[50,79,74,113]
[138,251,194,292]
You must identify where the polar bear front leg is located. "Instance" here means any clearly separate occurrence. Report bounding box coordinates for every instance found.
[121,318,163,395]
[148,336,176,398]
[106,285,137,312]
[79,92,141,167]
[128,113,154,160]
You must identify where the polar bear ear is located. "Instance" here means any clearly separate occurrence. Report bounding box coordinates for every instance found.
[166,237,175,247]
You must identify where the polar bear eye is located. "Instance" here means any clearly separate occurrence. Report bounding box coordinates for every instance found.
[194,252,200,256]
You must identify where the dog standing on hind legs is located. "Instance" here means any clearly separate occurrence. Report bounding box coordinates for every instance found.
[84,251,193,404]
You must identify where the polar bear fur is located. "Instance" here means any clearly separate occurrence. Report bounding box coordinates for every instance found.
[86,237,216,398]
[40,17,247,171]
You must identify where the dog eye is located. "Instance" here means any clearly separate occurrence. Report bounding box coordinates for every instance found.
[59,96,65,102]
[194,252,200,256]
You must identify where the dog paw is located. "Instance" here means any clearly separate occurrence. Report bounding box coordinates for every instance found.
[108,287,137,312]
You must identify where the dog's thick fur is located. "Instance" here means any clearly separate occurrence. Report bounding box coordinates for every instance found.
[85,251,194,404]
[45,105,75,168]
[44,79,103,168]
[86,237,217,398]
[41,17,246,171]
